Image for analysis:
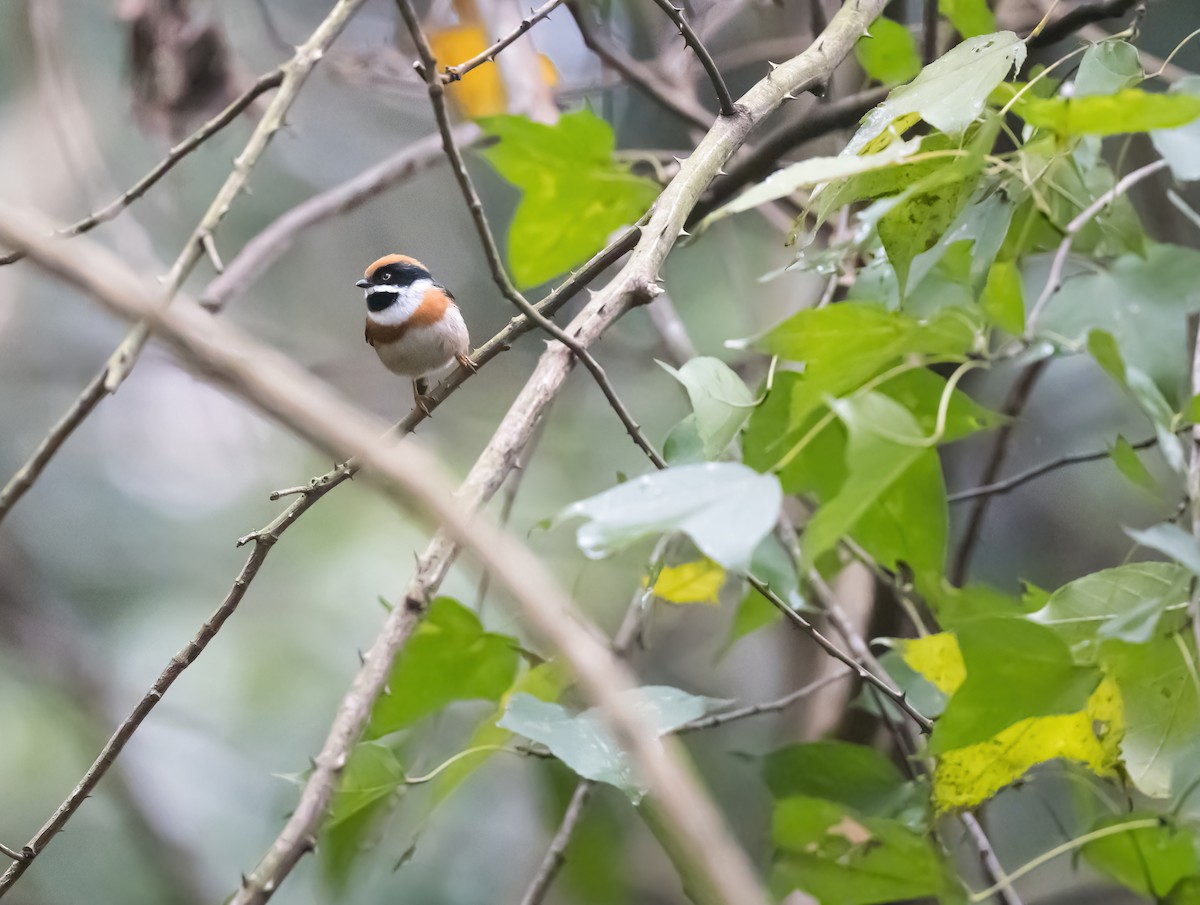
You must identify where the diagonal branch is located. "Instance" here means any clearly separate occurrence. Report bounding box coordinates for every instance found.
[397,0,667,468]
[441,0,565,82]
[949,432,1162,503]
[646,0,738,116]
[0,70,283,267]
[0,0,369,529]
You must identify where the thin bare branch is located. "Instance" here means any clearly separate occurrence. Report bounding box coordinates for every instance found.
[1025,0,1141,48]
[1026,159,1169,333]
[676,669,856,733]
[0,848,22,865]
[646,0,738,116]
[949,433,1161,504]
[518,780,594,905]
[397,0,667,468]
[199,125,479,312]
[0,0,368,531]
[442,0,564,83]
[0,70,283,267]
[949,360,1049,586]
[568,2,712,130]
[923,0,939,63]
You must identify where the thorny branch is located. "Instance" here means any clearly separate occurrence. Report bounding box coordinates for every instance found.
[646,0,738,116]
[441,0,565,82]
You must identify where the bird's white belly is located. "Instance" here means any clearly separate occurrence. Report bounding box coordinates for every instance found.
[373,308,469,378]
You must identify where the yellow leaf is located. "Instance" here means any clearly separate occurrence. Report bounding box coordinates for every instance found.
[651,560,727,605]
[932,677,1124,811]
[429,24,559,119]
[903,632,1124,811]
[900,632,965,695]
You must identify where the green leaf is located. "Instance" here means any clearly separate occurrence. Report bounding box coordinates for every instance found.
[556,463,783,571]
[1102,634,1200,798]
[753,302,976,388]
[434,662,567,804]
[771,797,961,905]
[714,138,922,219]
[1126,522,1200,575]
[802,392,947,572]
[658,357,756,459]
[1087,328,1126,383]
[856,18,921,85]
[1075,41,1142,96]
[663,414,706,466]
[939,0,995,38]
[1110,435,1160,495]
[365,598,519,738]
[1014,88,1200,136]
[498,687,729,801]
[322,741,406,886]
[726,589,782,648]
[878,163,980,293]
[765,741,927,825]
[982,259,1025,333]
[1084,815,1200,898]
[930,618,1102,754]
[1153,77,1200,182]
[478,110,658,287]
[846,31,1025,154]
[1039,242,1200,405]
[1031,563,1192,654]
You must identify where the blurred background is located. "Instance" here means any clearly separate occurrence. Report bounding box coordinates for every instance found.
[0,0,1198,903]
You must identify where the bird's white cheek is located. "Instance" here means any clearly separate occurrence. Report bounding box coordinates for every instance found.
[365,281,431,325]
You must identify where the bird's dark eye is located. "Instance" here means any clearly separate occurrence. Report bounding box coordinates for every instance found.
[382,272,392,281]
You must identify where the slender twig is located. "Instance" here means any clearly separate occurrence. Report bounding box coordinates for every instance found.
[0,0,367,530]
[200,125,479,312]
[0,848,21,865]
[398,0,667,468]
[753,575,933,732]
[676,669,855,733]
[949,433,1162,503]
[646,0,738,115]
[568,2,712,130]
[1184,316,1200,656]
[1026,159,1169,333]
[961,812,1021,905]
[442,0,564,82]
[1025,0,1142,49]
[949,360,1049,586]
[0,539,272,896]
[969,818,1159,903]
[517,780,594,905]
[0,204,774,905]
[0,70,283,267]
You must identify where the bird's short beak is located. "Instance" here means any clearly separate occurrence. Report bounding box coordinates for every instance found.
[355,279,371,289]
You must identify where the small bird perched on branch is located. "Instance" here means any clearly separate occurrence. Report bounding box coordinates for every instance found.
[357,254,473,414]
